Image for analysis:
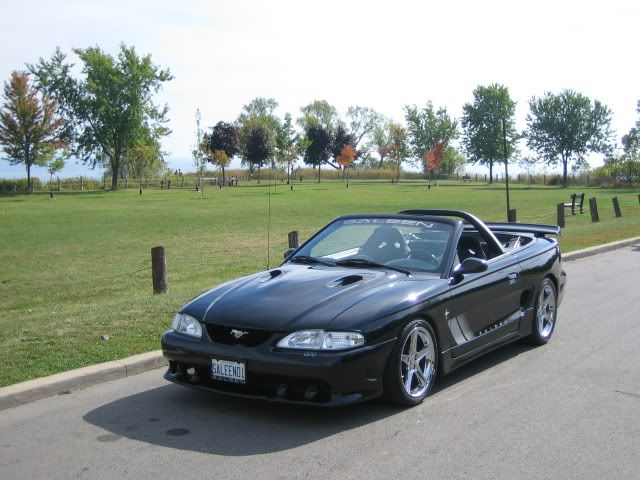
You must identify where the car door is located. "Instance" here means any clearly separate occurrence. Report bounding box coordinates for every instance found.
[447,252,523,358]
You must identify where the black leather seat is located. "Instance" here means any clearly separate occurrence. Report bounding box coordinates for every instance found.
[359,227,408,263]
[457,235,486,261]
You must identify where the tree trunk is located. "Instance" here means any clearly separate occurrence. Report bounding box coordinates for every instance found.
[562,157,568,187]
[222,166,226,186]
[489,161,493,184]
[111,158,119,190]
[26,163,32,194]
[317,164,321,183]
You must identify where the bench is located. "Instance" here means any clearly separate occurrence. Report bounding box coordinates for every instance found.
[462,175,472,182]
[563,193,585,215]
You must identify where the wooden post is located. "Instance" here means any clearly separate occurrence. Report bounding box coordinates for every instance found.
[288,231,299,249]
[556,203,565,228]
[508,209,517,223]
[151,246,168,294]
[543,175,546,185]
[637,194,640,205]
[57,177,60,192]
[612,197,622,218]
[589,197,599,223]
[80,176,84,192]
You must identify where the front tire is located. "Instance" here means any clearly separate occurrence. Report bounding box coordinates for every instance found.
[527,278,557,345]
[383,319,438,406]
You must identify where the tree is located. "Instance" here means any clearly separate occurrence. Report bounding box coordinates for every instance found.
[29,45,173,190]
[275,113,299,184]
[330,125,356,164]
[191,109,207,179]
[424,141,445,179]
[46,154,65,191]
[245,126,273,178]
[387,122,408,182]
[442,146,467,176]
[404,102,458,174]
[370,119,393,168]
[0,71,67,193]
[622,100,640,159]
[236,97,278,170]
[297,100,340,132]
[346,106,383,147]
[208,121,239,185]
[303,124,332,182]
[525,89,614,186]
[126,134,165,180]
[461,84,517,183]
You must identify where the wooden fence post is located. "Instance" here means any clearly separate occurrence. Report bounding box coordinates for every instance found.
[612,197,622,218]
[637,194,640,205]
[151,246,168,294]
[556,203,565,228]
[288,231,299,249]
[589,197,599,223]
[508,209,517,223]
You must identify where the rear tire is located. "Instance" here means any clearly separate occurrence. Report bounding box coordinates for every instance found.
[527,278,557,345]
[383,319,438,406]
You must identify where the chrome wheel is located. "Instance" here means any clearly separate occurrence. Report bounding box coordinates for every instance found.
[536,281,556,339]
[400,326,436,398]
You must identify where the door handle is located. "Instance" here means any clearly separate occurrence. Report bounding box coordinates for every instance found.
[507,272,519,284]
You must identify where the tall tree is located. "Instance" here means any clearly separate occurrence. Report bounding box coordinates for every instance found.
[370,118,393,168]
[621,100,640,159]
[29,45,172,190]
[245,126,273,177]
[303,124,332,182]
[236,97,278,169]
[297,100,340,132]
[387,122,409,182]
[346,106,383,147]
[405,102,458,174]
[208,121,239,185]
[461,84,517,183]
[275,113,299,184]
[330,125,356,164]
[0,71,67,193]
[525,89,614,186]
[442,146,467,176]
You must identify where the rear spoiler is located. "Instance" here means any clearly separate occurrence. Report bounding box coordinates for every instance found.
[469,222,561,237]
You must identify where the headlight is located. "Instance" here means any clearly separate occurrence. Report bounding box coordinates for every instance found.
[171,313,202,338]
[277,329,365,350]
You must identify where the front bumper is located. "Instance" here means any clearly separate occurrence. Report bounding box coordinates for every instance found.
[161,330,396,406]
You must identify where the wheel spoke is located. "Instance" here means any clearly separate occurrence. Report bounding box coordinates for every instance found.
[404,369,414,392]
[416,346,431,362]
[409,330,418,356]
[416,363,431,387]
[401,354,411,367]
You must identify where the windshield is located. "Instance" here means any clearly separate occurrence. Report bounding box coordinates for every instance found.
[291,217,453,273]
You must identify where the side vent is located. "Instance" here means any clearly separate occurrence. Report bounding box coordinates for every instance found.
[326,275,364,288]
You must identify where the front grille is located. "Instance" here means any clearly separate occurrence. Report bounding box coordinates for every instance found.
[205,324,275,347]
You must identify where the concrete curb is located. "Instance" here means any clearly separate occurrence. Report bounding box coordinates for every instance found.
[0,351,166,411]
[562,236,640,261]
[1,236,639,411]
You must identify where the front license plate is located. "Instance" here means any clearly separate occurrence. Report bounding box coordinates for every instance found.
[211,358,246,384]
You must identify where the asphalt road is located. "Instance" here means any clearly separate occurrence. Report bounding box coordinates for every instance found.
[1,246,639,480]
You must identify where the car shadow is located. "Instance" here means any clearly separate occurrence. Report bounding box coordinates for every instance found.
[83,341,534,455]
[83,385,403,455]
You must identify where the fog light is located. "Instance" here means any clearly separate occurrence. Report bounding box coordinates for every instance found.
[186,367,195,376]
[304,385,318,400]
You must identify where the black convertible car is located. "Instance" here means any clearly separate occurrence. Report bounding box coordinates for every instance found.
[162,210,566,406]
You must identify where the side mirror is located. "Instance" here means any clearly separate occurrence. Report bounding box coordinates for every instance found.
[284,248,296,260]
[452,257,488,279]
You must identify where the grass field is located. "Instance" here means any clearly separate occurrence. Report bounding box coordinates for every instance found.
[1,180,639,387]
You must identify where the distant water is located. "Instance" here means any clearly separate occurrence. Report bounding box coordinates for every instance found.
[0,161,104,180]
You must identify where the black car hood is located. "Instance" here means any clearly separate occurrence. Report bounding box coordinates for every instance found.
[181,265,444,332]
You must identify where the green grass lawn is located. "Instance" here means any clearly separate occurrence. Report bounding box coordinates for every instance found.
[0,180,639,386]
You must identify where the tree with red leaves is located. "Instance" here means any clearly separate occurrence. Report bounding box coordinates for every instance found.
[0,71,67,193]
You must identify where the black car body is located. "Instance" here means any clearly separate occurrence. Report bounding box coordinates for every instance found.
[162,210,566,406]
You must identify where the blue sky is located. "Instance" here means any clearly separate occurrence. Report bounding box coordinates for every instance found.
[1,0,638,179]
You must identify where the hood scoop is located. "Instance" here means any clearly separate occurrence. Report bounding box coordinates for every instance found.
[258,269,284,283]
[326,275,364,288]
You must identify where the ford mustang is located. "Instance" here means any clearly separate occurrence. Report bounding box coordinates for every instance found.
[162,210,566,406]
